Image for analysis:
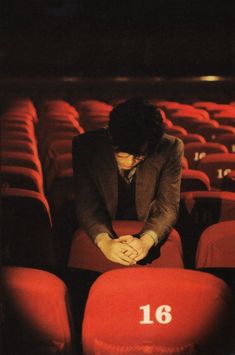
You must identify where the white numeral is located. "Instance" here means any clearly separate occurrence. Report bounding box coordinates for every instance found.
[217,168,231,179]
[155,305,172,324]
[139,304,154,324]
[194,151,206,161]
[139,304,172,324]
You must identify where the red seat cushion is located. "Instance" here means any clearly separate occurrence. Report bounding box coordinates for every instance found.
[82,268,234,355]
[2,267,74,355]
[68,221,184,272]
[195,220,235,268]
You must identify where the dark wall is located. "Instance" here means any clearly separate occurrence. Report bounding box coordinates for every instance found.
[1,0,234,78]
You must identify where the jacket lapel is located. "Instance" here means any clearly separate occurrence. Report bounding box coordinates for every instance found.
[92,131,118,218]
[136,154,160,219]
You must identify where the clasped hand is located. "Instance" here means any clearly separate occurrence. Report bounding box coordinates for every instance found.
[97,234,154,266]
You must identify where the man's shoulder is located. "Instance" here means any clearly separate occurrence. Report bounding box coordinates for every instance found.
[160,133,184,149]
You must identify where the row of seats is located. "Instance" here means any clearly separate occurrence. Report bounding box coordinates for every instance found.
[2,266,234,355]
[1,98,235,270]
[0,99,57,269]
[1,98,235,354]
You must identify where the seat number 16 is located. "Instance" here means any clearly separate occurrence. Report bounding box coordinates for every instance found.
[139,304,172,324]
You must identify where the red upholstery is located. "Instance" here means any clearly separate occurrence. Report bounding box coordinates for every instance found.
[1,151,42,173]
[82,268,234,355]
[171,108,209,120]
[68,221,184,272]
[216,133,235,153]
[176,133,206,144]
[1,188,55,268]
[197,153,235,189]
[195,220,235,267]
[198,125,235,142]
[166,125,188,136]
[176,191,235,267]
[1,139,37,155]
[223,170,235,191]
[184,142,228,169]
[169,115,204,132]
[2,267,74,355]
[213,110,235,127]
[1,166,43,192]
[181,169,211,191]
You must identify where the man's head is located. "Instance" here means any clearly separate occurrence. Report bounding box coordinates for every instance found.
[109,98,165,158]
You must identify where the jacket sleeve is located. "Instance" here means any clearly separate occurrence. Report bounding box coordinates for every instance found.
[141,137,184,242]
[72,135,114,242]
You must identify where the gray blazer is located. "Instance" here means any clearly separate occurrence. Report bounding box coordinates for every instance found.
[72,128,184,242]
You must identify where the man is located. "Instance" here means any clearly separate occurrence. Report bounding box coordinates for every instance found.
[72,98,184,266]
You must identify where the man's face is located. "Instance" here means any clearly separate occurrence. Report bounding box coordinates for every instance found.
[114,151,145,170]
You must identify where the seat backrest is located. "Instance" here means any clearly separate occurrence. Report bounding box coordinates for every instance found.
[198,125,235,142]
[184,142,228,169]
[1,166,43,192]
[216,133,235,153]
[82,268,234,355]
[2,266,75,355]
[1,188,55,268]
[181,169,211,192]
[197,153,235,189]
[195,220,235,268]
[176,191,235,267]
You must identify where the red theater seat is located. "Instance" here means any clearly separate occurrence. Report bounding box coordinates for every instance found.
[181,169,211,191]
[198,125,235,142]
[176,133,206,144]
[176,190,235,267]
[195,220,235,268]
[197,153,235,189]
[223,170,235,191]
[2,267,75,355]
[82,268,234,355]
[216,133,235,153]
[169,115,204,132]
[1,188,55,269]
[166,125,188,136]
[68,221,184,272]
[184,142,228,169]
[1,139,37,155]
[213,110,235,127]
[1,151,42,173]
[1,166,43,192]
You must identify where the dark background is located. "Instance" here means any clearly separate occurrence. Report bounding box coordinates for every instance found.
[1,0,235,78]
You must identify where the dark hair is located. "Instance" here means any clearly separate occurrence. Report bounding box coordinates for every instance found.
[109,98,164,156]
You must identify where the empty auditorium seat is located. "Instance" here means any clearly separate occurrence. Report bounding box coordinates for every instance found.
[181,169,211,191]
[2,267,75,355]
[198,125,235,142]
[82,268,234,355]
[176,133,206,144]
[68,221,184,272]
[197,153,235,189]
[176,191,235,267]
[184,142,228,169]
[223,170,235,191]
[195,220,235,268]
[216,133,235,153]
[1,151,42,173]
[213,110,235,127]
[1,139,37,155]
[1,166,43,192]
[166,125,188,136]
[1,188,56,269]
